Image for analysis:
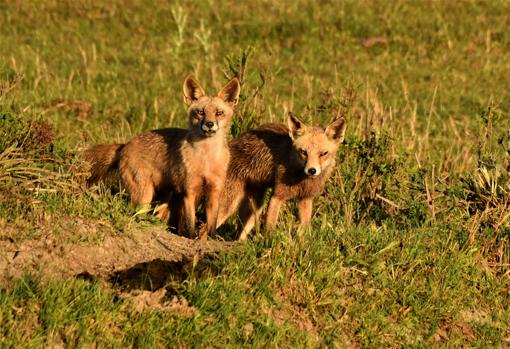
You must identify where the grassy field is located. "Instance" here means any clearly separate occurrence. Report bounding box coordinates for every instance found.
[1,0,510,347]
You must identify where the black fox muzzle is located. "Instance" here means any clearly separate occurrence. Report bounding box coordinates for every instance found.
[200,120,219,136]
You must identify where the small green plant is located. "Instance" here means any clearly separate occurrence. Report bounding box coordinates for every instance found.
[223,47,266,136]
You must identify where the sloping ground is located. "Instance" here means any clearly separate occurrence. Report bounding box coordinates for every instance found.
[0,222,233,284]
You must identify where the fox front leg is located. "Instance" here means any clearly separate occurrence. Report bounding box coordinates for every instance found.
[201,184,221,240]
[297,197,313,226]
[183,193,197,238]
[265,195,283,230]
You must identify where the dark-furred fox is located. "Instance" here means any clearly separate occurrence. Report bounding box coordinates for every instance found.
[215,112,346,240]
[81,76,241,239]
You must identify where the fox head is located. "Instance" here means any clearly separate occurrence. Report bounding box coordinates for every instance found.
[287,112,347,177]
[183,76,241,137]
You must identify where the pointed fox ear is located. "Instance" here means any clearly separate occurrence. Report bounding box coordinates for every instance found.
[183,75,206,105]
[287,112,307,140]
[217,78,241,106]
[325,117,347,143]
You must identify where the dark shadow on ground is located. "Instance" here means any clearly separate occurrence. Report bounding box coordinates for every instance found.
[107,256,223,292]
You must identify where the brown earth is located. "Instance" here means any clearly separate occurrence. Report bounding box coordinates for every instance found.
[0,221,233,285]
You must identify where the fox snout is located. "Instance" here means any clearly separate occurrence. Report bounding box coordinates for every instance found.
[304,165,321,176]
[200,119,219,135]
[295,149,323,177]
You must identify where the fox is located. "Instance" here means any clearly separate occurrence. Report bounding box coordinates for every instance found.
[212,112,346,240]
[81,76,241,239]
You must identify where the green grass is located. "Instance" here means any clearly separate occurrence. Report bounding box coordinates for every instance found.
[1,0,510,347]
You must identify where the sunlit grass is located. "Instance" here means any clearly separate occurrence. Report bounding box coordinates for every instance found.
[0,0,509,347]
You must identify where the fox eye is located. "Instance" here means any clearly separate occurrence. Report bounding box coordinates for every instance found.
[298,148,307,156]
[320,151,329,157]
[216,110,224,116]
[197,109,205,116]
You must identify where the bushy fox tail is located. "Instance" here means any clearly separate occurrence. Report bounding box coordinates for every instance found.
[80,144,124,185]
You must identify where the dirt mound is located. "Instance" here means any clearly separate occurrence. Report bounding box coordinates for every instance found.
[0,224,233,283]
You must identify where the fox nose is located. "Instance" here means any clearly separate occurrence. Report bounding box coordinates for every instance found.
[205,121,215,128]
[307,168,316,175]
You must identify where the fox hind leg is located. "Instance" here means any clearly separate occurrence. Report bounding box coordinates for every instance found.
[215,181,245,230]
[238,189,265,241]
[167,193,185,234]
[120,166,155,209]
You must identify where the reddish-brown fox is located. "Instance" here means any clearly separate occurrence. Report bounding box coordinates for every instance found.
[214,112,346,240]
[81,76,241,239]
